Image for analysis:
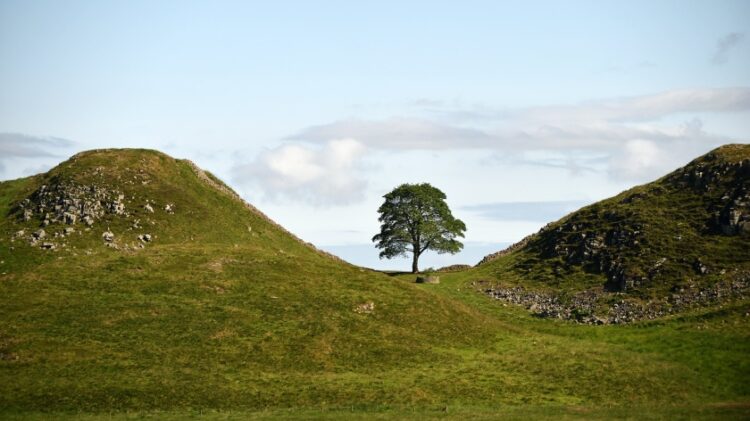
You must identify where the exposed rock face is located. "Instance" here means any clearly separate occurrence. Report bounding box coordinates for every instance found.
[717,190,750,235]
[663,152,750,236]
[9,168,178,250]
[479,274,750,325]
[14,182,126,229]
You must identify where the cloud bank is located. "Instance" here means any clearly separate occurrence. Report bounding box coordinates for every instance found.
[232,138,368,206]
[287,87,749,182]
[0,133,75,178]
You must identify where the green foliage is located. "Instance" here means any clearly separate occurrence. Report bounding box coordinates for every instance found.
[372,183,466,273]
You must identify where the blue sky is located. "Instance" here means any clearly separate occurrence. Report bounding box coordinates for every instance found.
[1,0,749,270]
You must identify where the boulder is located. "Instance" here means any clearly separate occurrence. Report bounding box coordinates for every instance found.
[354,301,375,314]
[63,212,77,224]
[102,231,115,242]
[416,275,440,284]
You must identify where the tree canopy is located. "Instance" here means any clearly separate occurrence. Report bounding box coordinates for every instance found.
[372,183,466,273]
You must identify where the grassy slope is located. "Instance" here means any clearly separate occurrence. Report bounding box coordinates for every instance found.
[1,149,749,419]
[478,144,750,300]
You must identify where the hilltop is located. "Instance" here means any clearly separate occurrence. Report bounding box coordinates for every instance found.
[475,144,750,323]
[1,148,748,419]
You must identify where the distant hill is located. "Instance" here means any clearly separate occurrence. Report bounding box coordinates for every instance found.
[475,144,750,323]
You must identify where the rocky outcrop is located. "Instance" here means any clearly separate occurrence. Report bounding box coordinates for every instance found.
[14,182,126,229]
[10,177,171,250]
[479,274,749,324]
[476,146,750,298]
[665,152,750,236]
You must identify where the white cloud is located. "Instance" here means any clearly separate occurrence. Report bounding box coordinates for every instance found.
[610,139,661,181]
[285,87,749,182]
[232,138,368,206]
[712,32,745,65]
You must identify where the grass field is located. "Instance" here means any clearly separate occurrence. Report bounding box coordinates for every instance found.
[1,149,748,419]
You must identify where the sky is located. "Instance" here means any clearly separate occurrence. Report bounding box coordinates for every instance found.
[1,0,749,270]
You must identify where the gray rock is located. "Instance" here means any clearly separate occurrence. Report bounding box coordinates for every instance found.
[416,275,440,284]
[694,259,709,275]
[102,231,115,242]
[63,212,77,224]
[354,301,375,314]
[137,234,152,242]
[33,229,46,239]
[144,203,154,213]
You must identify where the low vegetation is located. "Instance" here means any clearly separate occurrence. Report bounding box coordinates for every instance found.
[1,148,748,419]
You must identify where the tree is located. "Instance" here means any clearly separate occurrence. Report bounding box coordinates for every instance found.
[372,183,466,273]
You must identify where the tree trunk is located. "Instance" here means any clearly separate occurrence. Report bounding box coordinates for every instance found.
[412,252,419,273]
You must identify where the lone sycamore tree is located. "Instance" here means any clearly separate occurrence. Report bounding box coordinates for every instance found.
[372,183,466,273]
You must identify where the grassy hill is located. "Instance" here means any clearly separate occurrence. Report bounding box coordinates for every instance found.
[474,144,750,324]
[1,148,749,419]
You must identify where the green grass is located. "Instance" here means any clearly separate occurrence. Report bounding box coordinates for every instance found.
[1,149,749,419]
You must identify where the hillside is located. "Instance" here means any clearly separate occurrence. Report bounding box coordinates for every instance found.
[0,149,502,410]
[475,144,750,324]
[1,148,749,419]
